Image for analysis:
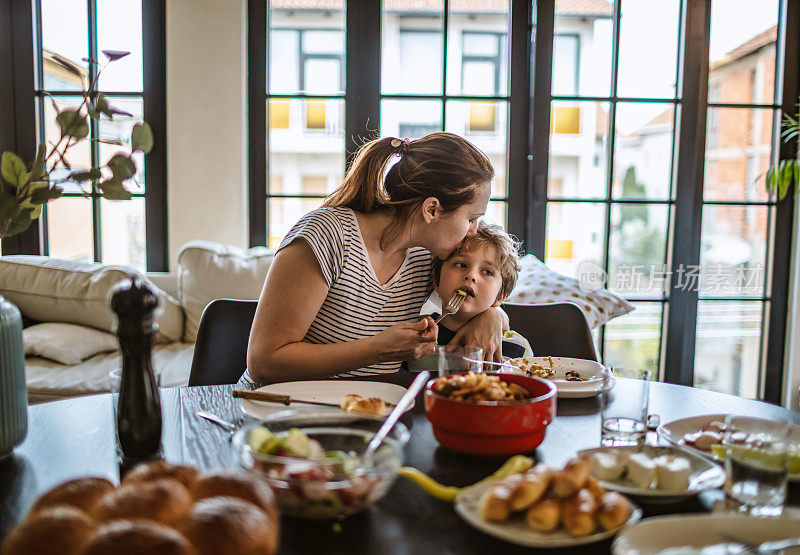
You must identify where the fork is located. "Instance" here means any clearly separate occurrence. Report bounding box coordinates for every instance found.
[435,291,466,324]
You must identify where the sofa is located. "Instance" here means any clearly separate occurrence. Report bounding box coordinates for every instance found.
[0,242,632,404]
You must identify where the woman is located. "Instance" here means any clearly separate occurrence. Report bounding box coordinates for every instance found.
[243,132,508,383]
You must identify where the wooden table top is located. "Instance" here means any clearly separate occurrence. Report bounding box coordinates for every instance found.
[2,373,798,554]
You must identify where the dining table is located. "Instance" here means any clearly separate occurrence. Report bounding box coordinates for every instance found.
[1,372,799,554]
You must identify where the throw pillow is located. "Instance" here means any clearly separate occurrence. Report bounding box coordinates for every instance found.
[178,240,275,342]
[505,255,634,328]
[23,322,119,366]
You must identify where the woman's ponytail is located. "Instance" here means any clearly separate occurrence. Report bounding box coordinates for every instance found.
[323,137,398,212]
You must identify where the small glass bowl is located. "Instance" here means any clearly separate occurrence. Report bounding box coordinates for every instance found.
[232,410,409,519]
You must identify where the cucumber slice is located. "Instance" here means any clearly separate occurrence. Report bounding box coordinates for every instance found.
[283,427,311,457]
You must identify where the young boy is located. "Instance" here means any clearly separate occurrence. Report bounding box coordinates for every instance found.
[431,221,532,359]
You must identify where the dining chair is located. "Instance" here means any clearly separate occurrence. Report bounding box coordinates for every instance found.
[501,302,599,361]
[188,298,258,386]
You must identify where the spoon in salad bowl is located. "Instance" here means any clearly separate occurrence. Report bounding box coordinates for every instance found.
[364,371,430,463]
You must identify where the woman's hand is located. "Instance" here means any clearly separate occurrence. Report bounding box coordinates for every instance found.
[448,307,508,362]
[372,316,438,362]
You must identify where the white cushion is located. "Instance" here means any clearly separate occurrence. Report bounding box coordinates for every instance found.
[24,323,118,365]
[25,341,195,403]
[178,241,275,342]
[0,256,184,342]
[505,255,634,328]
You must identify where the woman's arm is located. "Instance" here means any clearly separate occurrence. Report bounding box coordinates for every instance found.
[246,240,438,382]
[447,306,509,363]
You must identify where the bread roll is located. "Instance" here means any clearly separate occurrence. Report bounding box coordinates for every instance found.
[596,491,632,531]
[478,478,518,521]
[189,469,278,522]
[509,464,553,511]
[27,477,114,517]
[122,460,199,489]
[341,394,387,415]
[81,520,197,555]
[177,497,278,555]
[1,506,97,555]
[92,478,192,525]
[584,476,605,500]
[551,456,593,498]
[525,497,560,532]
[561,489,597,537]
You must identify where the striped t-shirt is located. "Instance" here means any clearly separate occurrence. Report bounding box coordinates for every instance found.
[240,207,434,383]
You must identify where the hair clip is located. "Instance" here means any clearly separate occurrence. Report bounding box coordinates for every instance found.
[390,138,411,155]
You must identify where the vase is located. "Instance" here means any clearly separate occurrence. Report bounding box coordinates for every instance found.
[0,295,27,460]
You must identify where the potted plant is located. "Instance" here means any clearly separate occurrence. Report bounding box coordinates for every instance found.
[0,50,151,459]
[766,96,799,200]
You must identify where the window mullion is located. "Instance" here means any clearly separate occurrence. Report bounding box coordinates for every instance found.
[248,0,267,248]
[663,0,711,387]
[88,0,102,263]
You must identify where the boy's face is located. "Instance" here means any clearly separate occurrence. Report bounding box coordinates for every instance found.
[436,242,505,322]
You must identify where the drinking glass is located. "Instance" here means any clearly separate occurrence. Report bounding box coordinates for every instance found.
[436,345,484,377]
[722,415,789,517]
[600,369,650,446]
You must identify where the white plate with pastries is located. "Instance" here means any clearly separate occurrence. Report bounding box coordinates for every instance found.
[503,356,614,399]
[578,445,726,502]
[658,413,800,482]
[240,380,412,421]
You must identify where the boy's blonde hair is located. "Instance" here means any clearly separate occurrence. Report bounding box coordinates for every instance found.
[433,221,522,301]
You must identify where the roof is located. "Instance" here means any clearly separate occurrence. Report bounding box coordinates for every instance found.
[711,25,777,70]
[271,0,612,16]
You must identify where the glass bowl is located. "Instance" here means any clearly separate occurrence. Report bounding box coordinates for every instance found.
[232,410,409,519]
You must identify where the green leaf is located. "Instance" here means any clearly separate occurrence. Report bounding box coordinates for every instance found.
[1,152,27,186]
[29,185,62,204]
[95,95,133,119]
[56,109,89,139]
[107,154,136,180]
[31,144,46,181]
[87,99,101,120]
[81,56,98,65]
[1,206,34,237]
[98,178,132,200]
[131,123,153,154]
[92,138,124,146]
[68,168,103,182]
[102,50,130,61]
[0,190,20,220]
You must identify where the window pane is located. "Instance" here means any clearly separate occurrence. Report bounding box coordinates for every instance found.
[549,101,609,199]
[101,197,144,269]
[694,300,763,398]
[484,200,507,229]
[699,205,767,297]
[97,0,143,92]
[608,203,668,298]
[269,8,344,95]
[382,3,443,95]
[709,1,778,105]
[545,202,606,278]
[46,197,93,261]
[703,107,773,202]
[447,3,508,97]
[616,0,679,99]
[552,35,578,96]
[553,6,613,97]
[304,58,341,95]
[603,302,663,375]
[268,197,325,249]
[381,100,442,139]
[43,96,90,193]
[41,0,88,91]
[612,102,675,200]
[98,98,145,194]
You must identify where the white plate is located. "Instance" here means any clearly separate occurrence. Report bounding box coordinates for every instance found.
[658,413,800,482]
[577,445,726,502]
[502,357,614,399]
[613,513,800,554]
[240,380,412,421]
[455,480,642,548]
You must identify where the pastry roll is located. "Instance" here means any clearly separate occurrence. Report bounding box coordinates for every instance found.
[626,453,656,489]
[590,451,624,481]
[551,456,593,498]
[525,497,561,532]
[510,464,553,511]
[561,489,597,536]
[654,455,691,491]
[583,476,606,500]
[341,394,387,416]
[478,478,518,521]
[596,491,632,531]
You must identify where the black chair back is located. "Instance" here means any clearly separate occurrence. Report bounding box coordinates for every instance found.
[188,299,258,386]
[501,302,598,361]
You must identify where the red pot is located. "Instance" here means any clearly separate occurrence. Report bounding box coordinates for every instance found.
[424,373,556,456]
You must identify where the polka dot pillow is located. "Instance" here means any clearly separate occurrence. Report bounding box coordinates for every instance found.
[505,255,634,328]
